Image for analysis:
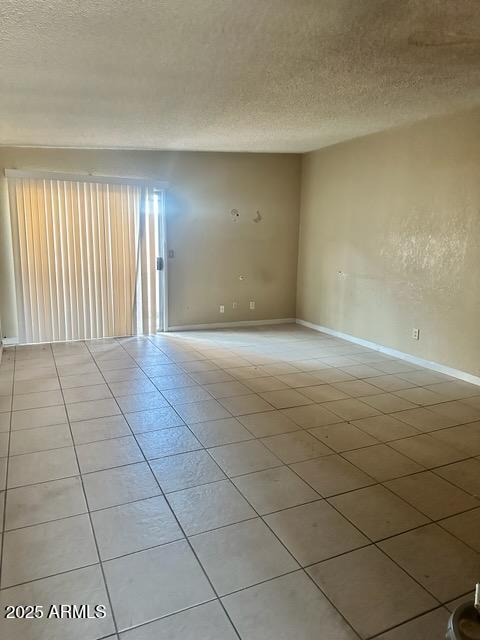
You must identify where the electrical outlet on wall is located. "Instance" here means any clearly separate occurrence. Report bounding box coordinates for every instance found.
[412,328,420,340]
[219,305,225,314]
[249,301,255,310]
[232,302,238,309]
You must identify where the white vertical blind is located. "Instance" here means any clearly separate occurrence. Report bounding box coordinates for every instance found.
[8,176,162,343]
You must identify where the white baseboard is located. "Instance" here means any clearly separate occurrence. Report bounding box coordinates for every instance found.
[167,318,296,332]
[296,318,480,387]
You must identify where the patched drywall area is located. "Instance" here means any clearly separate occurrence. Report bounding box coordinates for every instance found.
[0,149,300,337]
[297,106,480,376]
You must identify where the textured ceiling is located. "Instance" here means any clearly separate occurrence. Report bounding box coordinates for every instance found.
[1,0,480,152]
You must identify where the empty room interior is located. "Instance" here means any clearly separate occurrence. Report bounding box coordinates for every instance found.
[1,2,480,639]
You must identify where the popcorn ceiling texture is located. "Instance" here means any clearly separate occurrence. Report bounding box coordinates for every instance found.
[1,0,480,151]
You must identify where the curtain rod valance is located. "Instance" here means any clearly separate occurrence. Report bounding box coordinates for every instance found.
[4,168,168,189]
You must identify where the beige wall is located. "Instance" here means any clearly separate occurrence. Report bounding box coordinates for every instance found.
[297,107,480,377]
[0,149,301,337]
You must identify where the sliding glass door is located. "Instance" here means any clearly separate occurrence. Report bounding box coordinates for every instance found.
[7,173,166,343]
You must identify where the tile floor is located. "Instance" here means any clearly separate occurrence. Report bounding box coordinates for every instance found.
[0,324,479,639]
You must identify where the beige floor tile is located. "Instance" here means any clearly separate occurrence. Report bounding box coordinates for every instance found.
[60,372,105,389]
[310,422,378,452]
[190,369,235,384]
[2,514,98,588]
[0,412,11,432]
[180,359,219,372]
[298,384,349,402]
[71,414,131,445]
[208,440,281,476]
[0,457,7,490]
[340,364,383,378]
[289,358,332,372]
[463,395,480,410]
[218,393,274,416]
[92,495,183,560]
[174,399,231,423]
[9,423,72,455]
[66,398,120,422]
[379,524,480,601]
[244,376,290,392]
[292,454,375,496]
[392,407,458,431]
[393,387,446,406]
[233,466,319,514]
[259,362,300,376]
[83,462,161,510]
[389,434,466,468]
[104,540,215,632]
[225,366,265,380]
[12,389,64,411]
[115,391,168,413]
[431,421,480,456]
[204,380,253,398]
[373,361,418,375]
[120,600,238,640]
[445,593,476,612]
[275,372,322,388]
[109,378,158,397]
[265,499,368,565]
[151,372,196,390]
[168,479,256,535]
[439,507,480,551]
[0,565,115,640]
[323,398,381,421]
[76,435,144,473]
[428,400,480,423]
[332,380,383,398]
[11,405,67,430]
[351,414,419,442]
[399,370,450,386]
[261,430,332,463]
[425,381,480,401]
[434,458,480,496]
[8,446,79,488]
[385,471,479,520]
[308,545,436,638]
[238,410,300,437]
[344,444,423,481]
[162,385,213,405]
[373,608,451,640]
[222,570,358,640]
[189,417,253,446]
[124,407,184,434]
[5,476,87,529]
[102,367,146,382]
[282,403,343,428]
[150,449,225,492]
[330,484,428,541]
[63,383,112,404]
[0,432,9,457]
[259,389,312,409]
[13,376,60,395]
[313,368,356,384]
[359,393,417,413]
[136,426,201,460]
[190,518,298,595]
[367,375,415,392]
